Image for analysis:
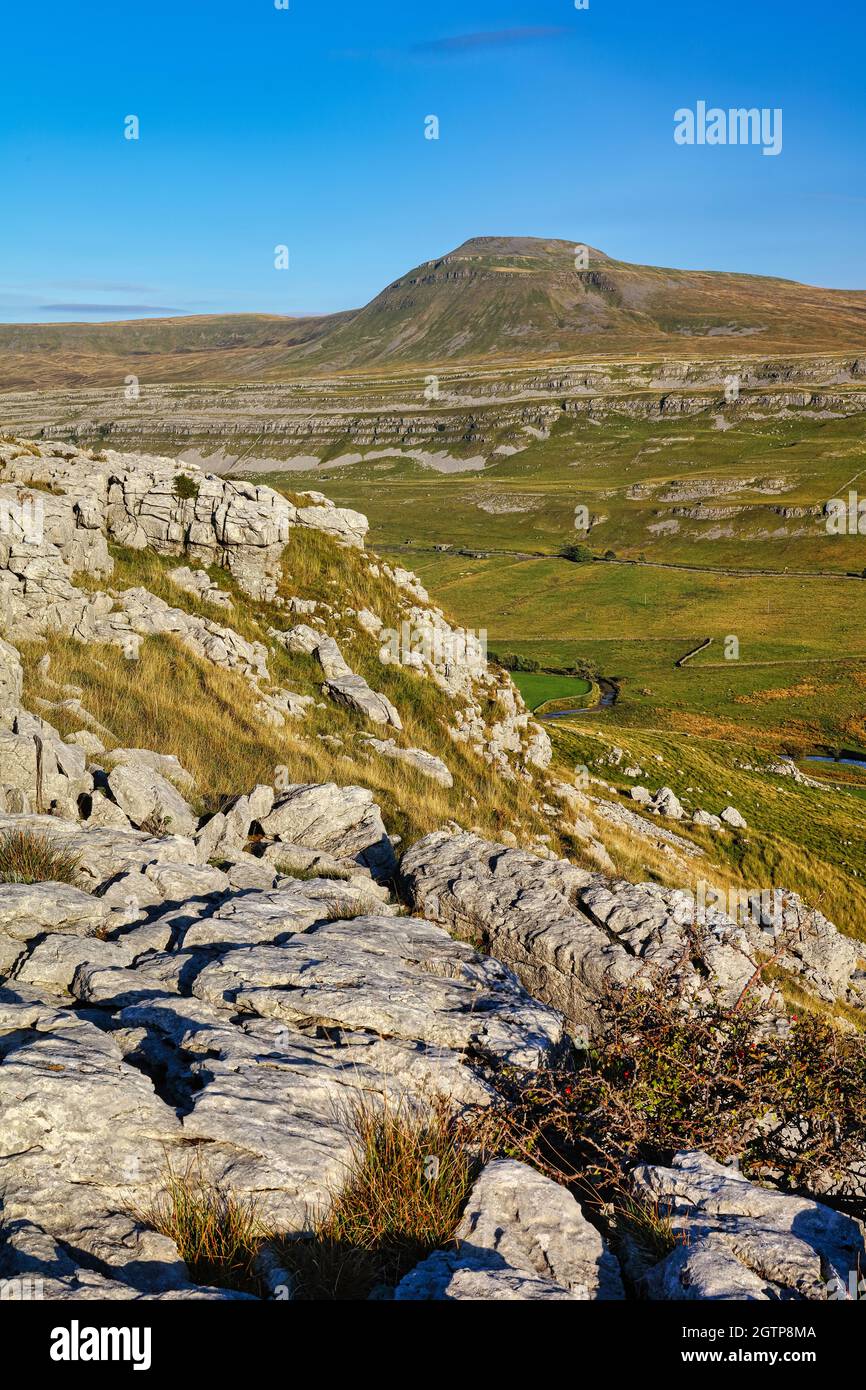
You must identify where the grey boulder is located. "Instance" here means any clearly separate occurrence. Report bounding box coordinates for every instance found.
[395,1159,623,1301]
[0,881,106,942]
[635,1151,865,1301]
[649,786,686,819]
[259,781,396,880]
[107,763,198,836]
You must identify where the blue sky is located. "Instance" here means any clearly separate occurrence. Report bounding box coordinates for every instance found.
[1,0,863,322]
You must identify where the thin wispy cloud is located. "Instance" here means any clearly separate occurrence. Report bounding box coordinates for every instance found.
[42,280,158,293]
[335,28,570,66]
[40,303,178,314]
[413,27,569,56]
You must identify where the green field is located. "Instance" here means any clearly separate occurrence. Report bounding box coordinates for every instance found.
[508,670,592,711]
[403,550,866,750]
[260,411,866,573]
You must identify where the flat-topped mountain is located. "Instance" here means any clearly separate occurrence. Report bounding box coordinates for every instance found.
[2,237,865,388]
[297,234,866,369]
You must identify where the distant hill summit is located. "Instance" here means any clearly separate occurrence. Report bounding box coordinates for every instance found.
[305,234,866,371]
[1,236,865,387]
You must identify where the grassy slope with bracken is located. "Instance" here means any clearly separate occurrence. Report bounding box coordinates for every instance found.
[550,719,866,941]
[20,530,555,855]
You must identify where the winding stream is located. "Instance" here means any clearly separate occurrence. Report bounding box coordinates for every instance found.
[537,678,619,720]
[805,751,866,769]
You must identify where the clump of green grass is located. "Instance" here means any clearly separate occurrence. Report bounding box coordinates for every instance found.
[277,1095,478,1300]
[0,829,82,886]
[134,1163,268,1295]
[274,863,352,882]
[173,473,200,501]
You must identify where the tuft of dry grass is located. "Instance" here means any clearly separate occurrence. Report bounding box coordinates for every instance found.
[133,1162,268,1296]
[0,829,82,886]
[135,1097,482,1300]
[277,1095,479,1300]
[609,1188,685,1264]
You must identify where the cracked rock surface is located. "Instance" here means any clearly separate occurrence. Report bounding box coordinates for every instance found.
[0,819,564,1297]
[633,1152,866,1301]
[404,830,864,1029]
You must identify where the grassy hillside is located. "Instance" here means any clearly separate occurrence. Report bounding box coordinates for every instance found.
[21,521,864,938]
[255,407,866,757]
[0,311,355,391]
[290,236,866,371]
[4,235,866,957]
[23,532,556,855]
[6,431,864,947]
[549,720,866,941]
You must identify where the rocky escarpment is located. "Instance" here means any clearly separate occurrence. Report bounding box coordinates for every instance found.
[0,437,367,605]
[0,437,551,780]
[402,830,866,1034]
[0,794,862,1301]
[3,353,865,474]
[0,800,861,1295]
[0,622,568,1296]
[0,625,572,1297]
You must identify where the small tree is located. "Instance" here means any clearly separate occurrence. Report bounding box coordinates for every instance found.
[559,543,594,564]
[173,474,200,502]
